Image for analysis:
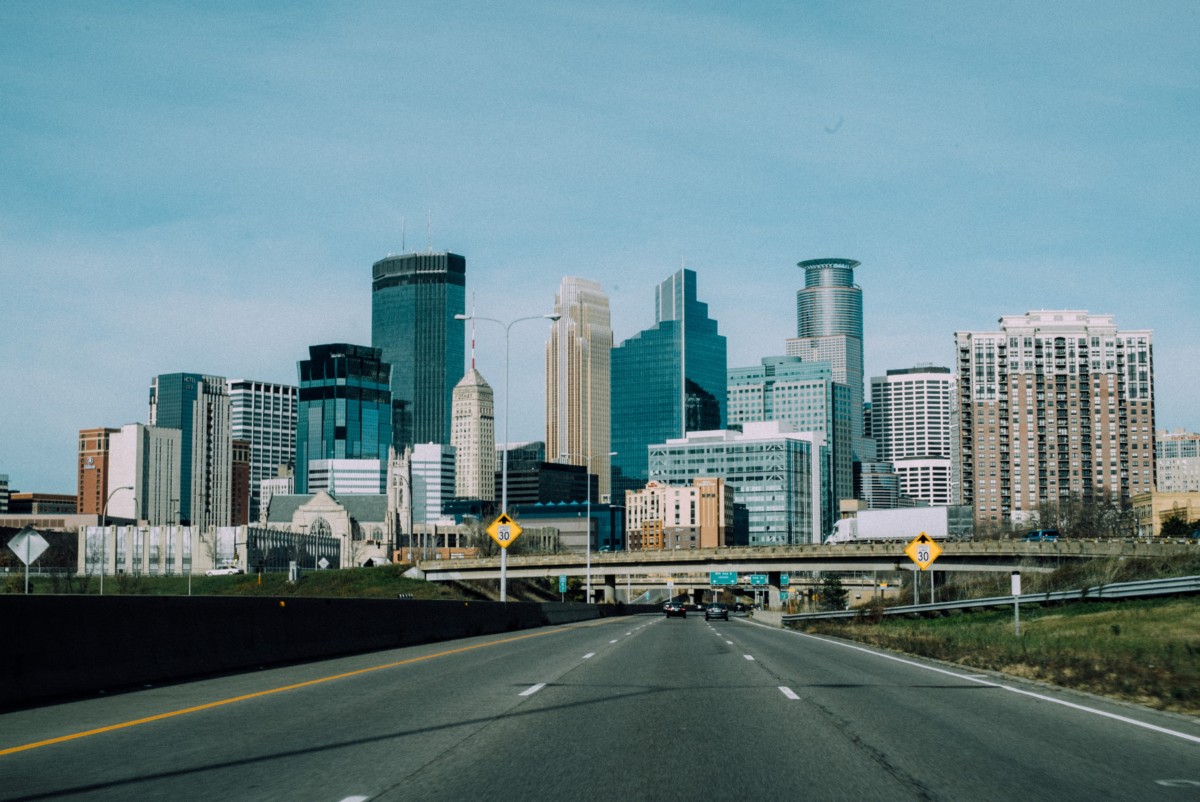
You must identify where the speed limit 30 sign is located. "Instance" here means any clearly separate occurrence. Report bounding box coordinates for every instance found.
[905,532,942,571]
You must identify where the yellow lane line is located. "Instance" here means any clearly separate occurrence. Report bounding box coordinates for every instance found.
[1,627,566,756]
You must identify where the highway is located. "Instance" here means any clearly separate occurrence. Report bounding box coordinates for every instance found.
[3,614,1199,801]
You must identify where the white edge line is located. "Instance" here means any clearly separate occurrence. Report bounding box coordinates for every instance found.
[779,686,799,700]
[782,629,1200,746]
[519,683,546,697]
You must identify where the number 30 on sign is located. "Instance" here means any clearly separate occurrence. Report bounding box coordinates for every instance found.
[905,532,942,571]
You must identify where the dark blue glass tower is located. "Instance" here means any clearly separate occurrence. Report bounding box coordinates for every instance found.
[371,252,466,450]
[610,269,726,496]
[295,344,392,494]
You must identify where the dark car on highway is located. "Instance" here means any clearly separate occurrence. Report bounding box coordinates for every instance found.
[664,601,687,618]
[705,603,729,621]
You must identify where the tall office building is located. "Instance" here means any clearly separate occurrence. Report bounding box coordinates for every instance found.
[1156,430,1200,493]
[870,366,956,506]
[231,438,251,525]
[108,423,182,525]
[149,373,232,530]
[956,311,1155,526]
[451,367,495,500]
[77,427,120,516]
[0,474,9,513]
[371,252,466,450]
[411,443,456,524]
[547,277,612,499]
[785,258,868,460]
[295,344,393,495]
[727,356,852,513]
[228,379,298,523]
[611,268,726,495]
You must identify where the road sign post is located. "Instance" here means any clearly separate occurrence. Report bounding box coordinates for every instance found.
[487,513,523,603]
[7,527,50,595]
[1012,570,1022,636]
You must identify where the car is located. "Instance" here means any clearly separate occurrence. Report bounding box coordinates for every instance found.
[205,565,244,576]
[1023,529,1060,542]
[664,601,687,618]
[705,603,729,621]
[734,602,748,613]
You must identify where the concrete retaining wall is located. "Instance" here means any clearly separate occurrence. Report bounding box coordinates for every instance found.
[0,596,652,710]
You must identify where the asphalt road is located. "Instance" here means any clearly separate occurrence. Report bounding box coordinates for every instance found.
[3,614,1199,801]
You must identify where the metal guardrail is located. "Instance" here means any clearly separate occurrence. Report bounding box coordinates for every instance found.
[781,575,1200,622]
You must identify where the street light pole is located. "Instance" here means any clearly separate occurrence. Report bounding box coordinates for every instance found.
[99,485,133,596]
[455,310,559,603]
[561,449,616,604]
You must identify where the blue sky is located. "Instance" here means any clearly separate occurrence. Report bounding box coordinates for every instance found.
[3,1,1198,494]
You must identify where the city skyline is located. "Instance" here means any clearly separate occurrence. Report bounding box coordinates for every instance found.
[3,2,1198,493]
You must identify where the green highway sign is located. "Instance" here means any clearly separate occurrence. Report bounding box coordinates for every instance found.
[780,574,789,587]
[749,574,768,586]
[710,571,738,585]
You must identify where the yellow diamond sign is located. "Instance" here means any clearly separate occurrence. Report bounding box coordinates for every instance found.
[905,532,942,571]
[487,513,523,550]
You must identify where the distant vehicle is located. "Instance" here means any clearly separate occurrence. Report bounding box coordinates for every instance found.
[825,505,974,544]
[705,603,729,621]
[664,601,687,618]
[733,602,748,613]
[205,565,244,576]
[1023,529,1060,542]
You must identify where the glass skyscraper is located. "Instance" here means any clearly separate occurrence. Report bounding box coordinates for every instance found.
[295,344,392,494]
[610,269,726,496]
[786,258,867,460]
[371,252,466,450]
[148,373,231,529]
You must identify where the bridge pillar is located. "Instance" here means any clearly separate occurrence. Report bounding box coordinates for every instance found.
[602,574,617,604]
[767,571,786,611]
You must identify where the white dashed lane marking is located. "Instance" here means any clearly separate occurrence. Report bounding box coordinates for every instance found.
[520,683,546,696]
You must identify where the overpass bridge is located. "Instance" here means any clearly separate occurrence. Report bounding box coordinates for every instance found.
[413,539,1195,604]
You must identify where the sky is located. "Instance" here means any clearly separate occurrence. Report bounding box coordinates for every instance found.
[2,1,1198,494]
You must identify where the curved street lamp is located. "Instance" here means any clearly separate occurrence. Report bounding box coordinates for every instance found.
[455,310,560,602]
[99,485,133,595]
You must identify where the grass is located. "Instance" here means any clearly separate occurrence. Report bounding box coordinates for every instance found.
[800,597,1200,715]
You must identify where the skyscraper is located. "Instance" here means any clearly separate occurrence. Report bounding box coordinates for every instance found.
[451,367,495,500]
[108,423,182,525]
[611,268,726,495]
[295,344,393,495]
[786,258,868,460]
[371,252,466,449]
[546,277,612,498]
[956,310,1155,526]
[149,373,232,530]
[870,366,956,506]
[228,379,298,522]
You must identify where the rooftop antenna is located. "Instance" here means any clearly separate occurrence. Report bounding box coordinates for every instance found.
[426,209,432,253]
[470,294,477,370]
[401,215,406,253]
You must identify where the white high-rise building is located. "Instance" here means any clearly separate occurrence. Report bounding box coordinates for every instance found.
[956,310,1155,526]
[228,379,297,522]
[451,368,495,500]
[547,277,612,498]
[411,443,456,524]
[870,366,956,506]
[108,423,182,525]
[1156,430,1200,493]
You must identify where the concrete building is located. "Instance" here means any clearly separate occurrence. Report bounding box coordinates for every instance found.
[295,344,392,495]
[1131,491,1200,537]
[727,356,853,510]
[149,373,232,530]
[263,491,391,568]
[371,251,466,450]
[231,438,251,525]
[547,276,613,499]
[956,311,1155,526]
[7,493,77,515]
[411,443,456,524]
[1156,430,1200,493]
[77,427,120,516]
[611,268,727,496]
[870,366,956,506]
[228,379,297,523]
[451,367,496,501]
[648,421,827,545]
[260,471,294,523]
[625,477,734,550]
[785,258,869,461]
[108,423,182,525]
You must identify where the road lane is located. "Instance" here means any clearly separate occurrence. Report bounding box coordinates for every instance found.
[2,613,1198,801]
